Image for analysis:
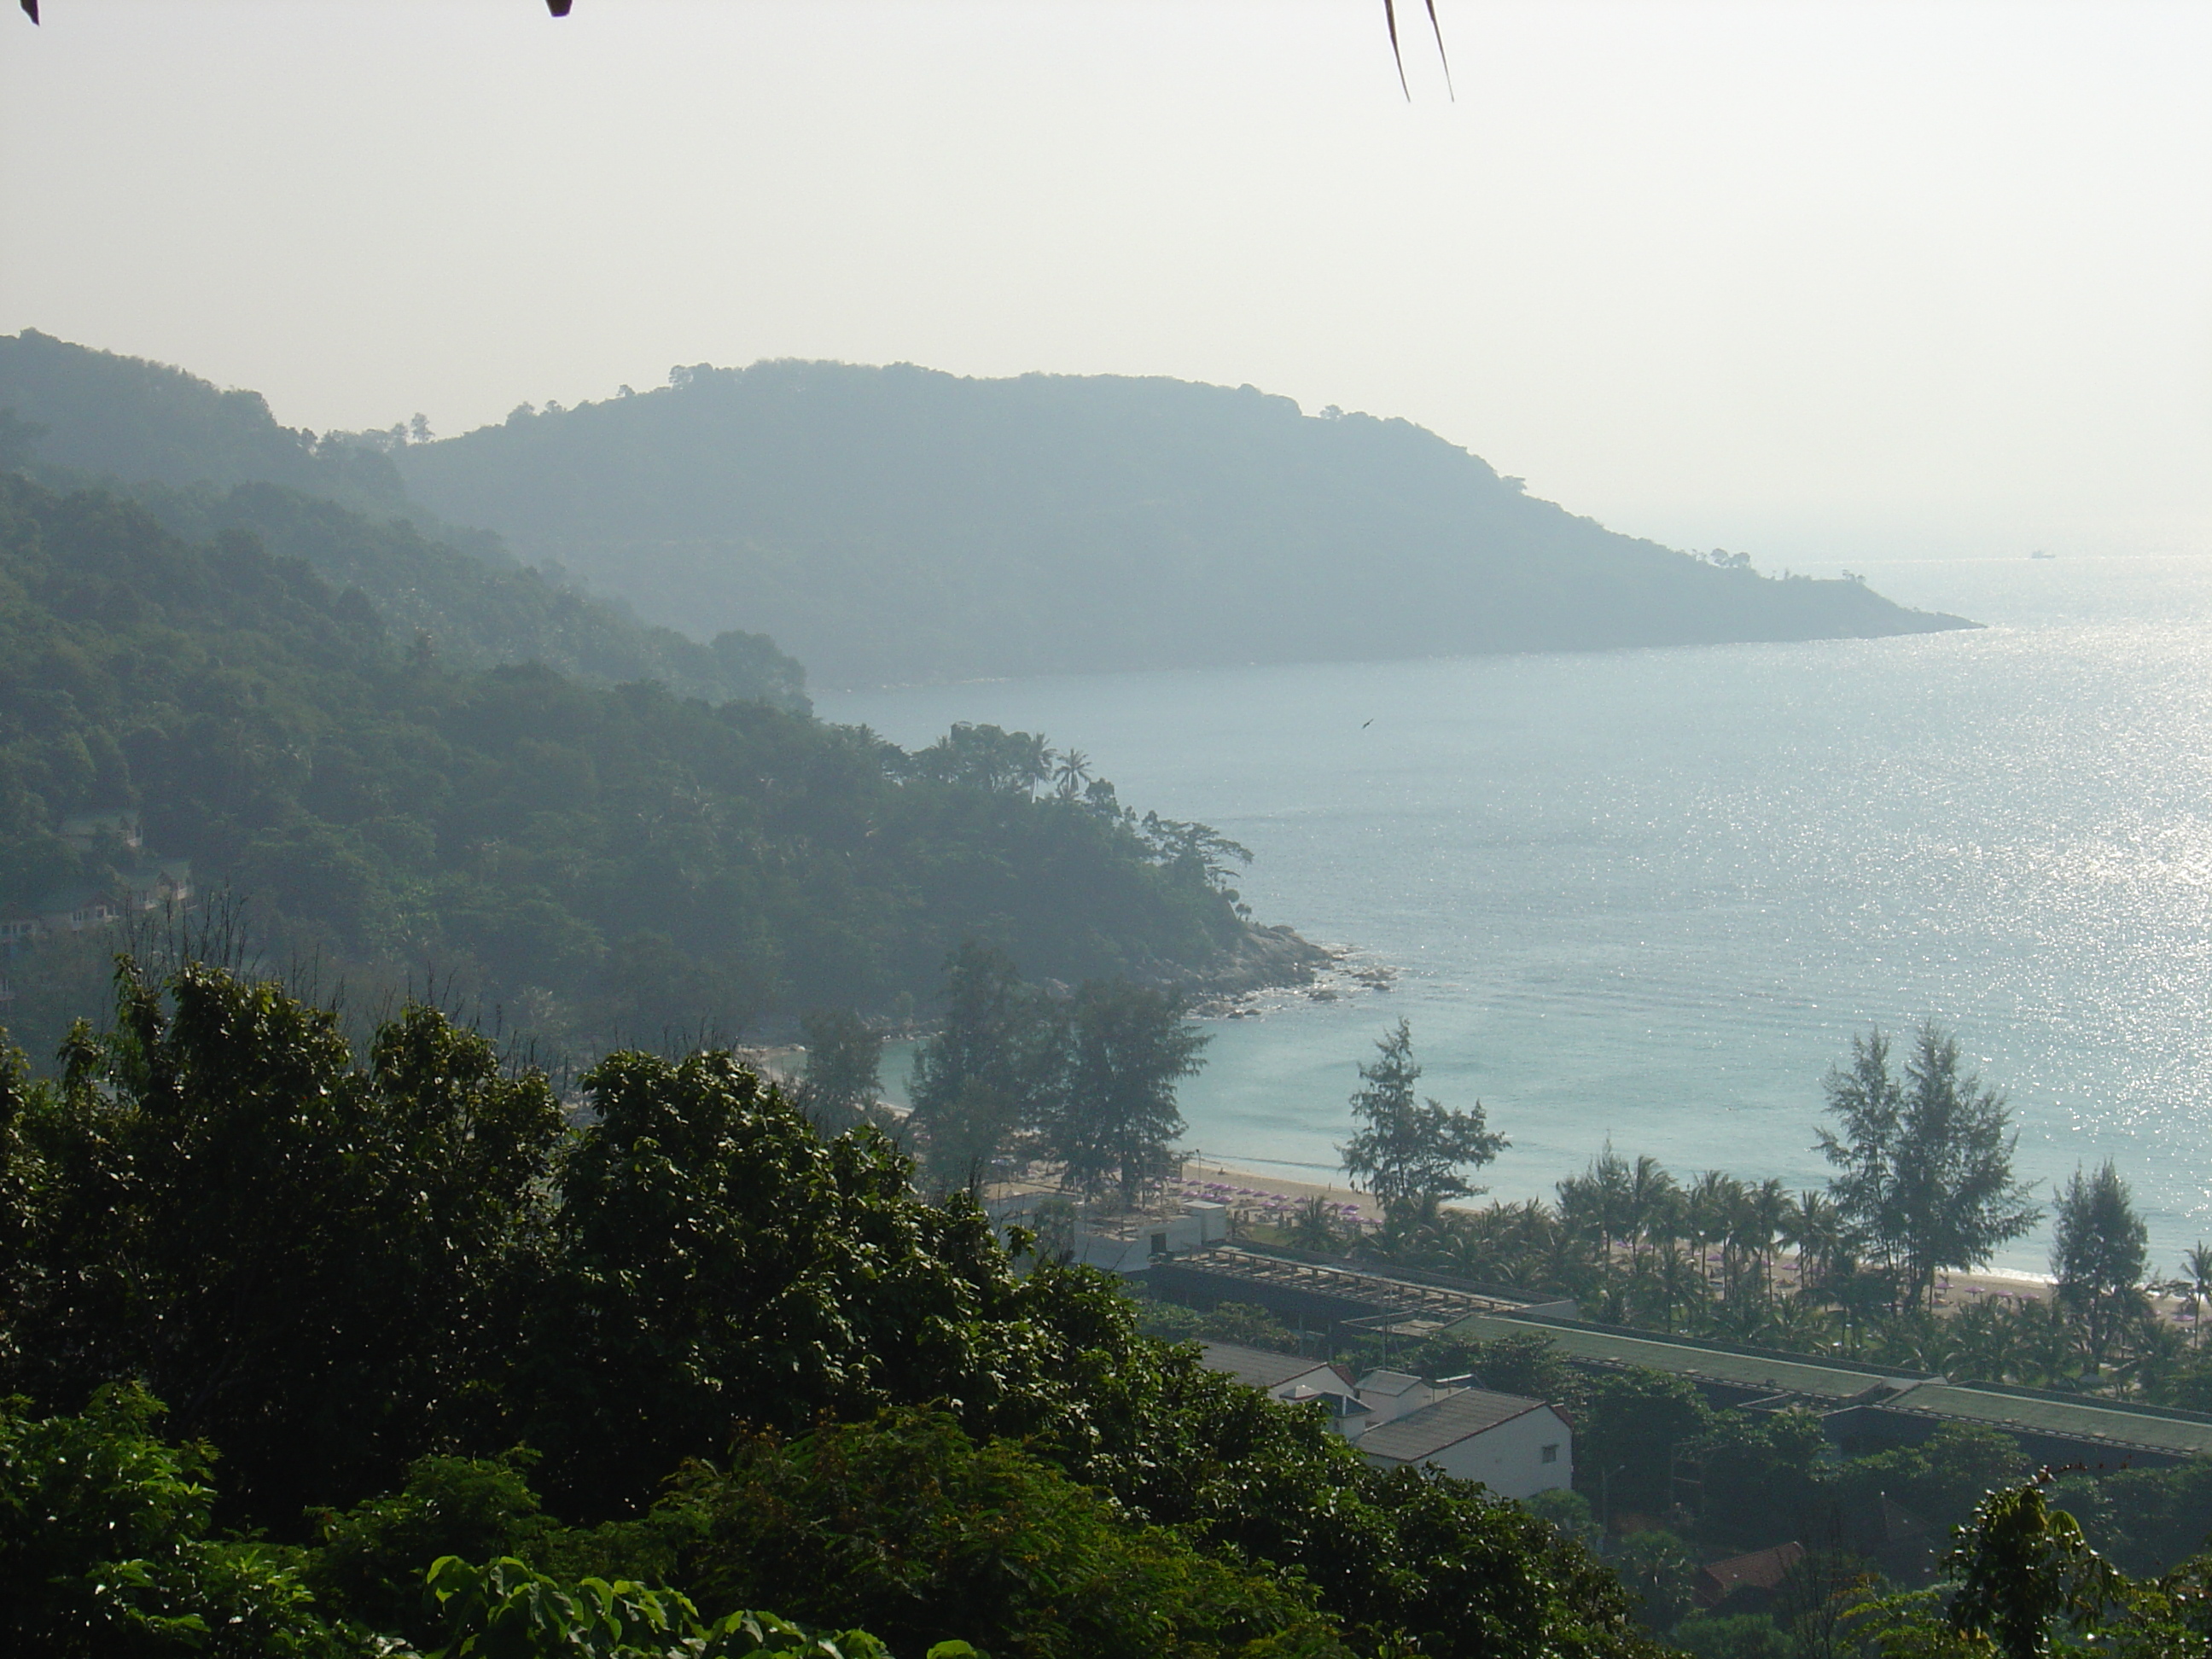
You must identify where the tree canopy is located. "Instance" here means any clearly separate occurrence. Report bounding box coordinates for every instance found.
[2052,1161,2150,1367]
[0,470,1276,1062]
[1340,1019,1505,1225]
[0,959,1662,1659]
[1816,1023,2040,1306]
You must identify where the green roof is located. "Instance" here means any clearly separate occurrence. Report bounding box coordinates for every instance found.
[1444,1313,1901,1400]
[1887,1383,2212,1459]
[1445,1312,2212,1459]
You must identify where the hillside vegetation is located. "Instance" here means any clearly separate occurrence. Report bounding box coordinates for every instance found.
[394,358,1971,689]
[0,330,805,709]
[0,965,1662,1658]
[0,472,1272,1062]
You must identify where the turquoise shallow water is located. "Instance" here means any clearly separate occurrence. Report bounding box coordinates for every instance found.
[822,554,2212,1278]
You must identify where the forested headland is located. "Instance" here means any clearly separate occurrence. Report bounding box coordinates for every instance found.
[0,469,1298,1063]
[391,358,1972,690]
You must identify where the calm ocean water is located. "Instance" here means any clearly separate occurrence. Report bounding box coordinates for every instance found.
[822,554,2212,1278]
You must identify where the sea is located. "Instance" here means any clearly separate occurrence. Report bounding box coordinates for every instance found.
[820,552,2212,1278]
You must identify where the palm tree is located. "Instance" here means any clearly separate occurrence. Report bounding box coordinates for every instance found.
[1557,1155,1630,1290]
[1766,1295,1837,1354]
[1644,1185,1686,1275]
[1020,735,1056,795]
[1947,1299,2025,1384]
[1687,1170,1744,1303]
[1867,1306,1959,1375]
[1287,1195,1342,1253]
[1739,1178,1790,1305]
[1780,1190,1842,1302]
[1827,1255,1893,1358]
[1626,1155,1679,1272]
[1653,1243,1708,1335]
[2114,1313,2186,1400]
[2015,1295,2086,1388]
[1053,748,1092,799]
[1440,1199,1555,1289]
[1577,1143,1635,1274]
[2166,1243,2212,1350]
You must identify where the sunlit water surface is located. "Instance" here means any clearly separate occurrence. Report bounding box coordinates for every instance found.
[823,554,2212,1277]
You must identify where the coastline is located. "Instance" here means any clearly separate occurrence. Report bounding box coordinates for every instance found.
[1185,933,1398,1019]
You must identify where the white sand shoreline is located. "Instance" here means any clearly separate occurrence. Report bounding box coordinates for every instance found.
[1181,1157,2077,1307]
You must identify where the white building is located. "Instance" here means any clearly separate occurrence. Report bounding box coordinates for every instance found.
[983,1196,1232,1273]
[1355,1388,1574,1500]
[1196,1342,1573,1498]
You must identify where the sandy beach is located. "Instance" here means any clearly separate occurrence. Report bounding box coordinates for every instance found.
[1179,1157,2087,1310]
[1177,1157,1385,1224]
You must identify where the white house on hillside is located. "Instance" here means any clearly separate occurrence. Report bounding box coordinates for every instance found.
[1197,1342,1574,1500]
[1356,1388,1573,1500]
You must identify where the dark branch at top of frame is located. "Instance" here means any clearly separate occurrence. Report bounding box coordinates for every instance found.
[16,0,1451,101]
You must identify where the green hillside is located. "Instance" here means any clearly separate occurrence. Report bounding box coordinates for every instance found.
[0,327,412,511]
[143,479,807,711]
[0,330,806,710]
[0,472,1282,1062]
[0,964,1661,1659]
[394,358,1973,690]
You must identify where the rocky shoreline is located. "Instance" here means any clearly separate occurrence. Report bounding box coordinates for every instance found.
[1184,923,1398,1019]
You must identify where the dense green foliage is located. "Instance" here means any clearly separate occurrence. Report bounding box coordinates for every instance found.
[1545,1466,2212,1659]
[1818,1027,2040,1309]
[0,961,1662,1659]
[1338,1019,1503,1225]
[1383,1324,2212,1652]
[1842,1475,2212,1659]
[390,358,1972,689]
[0,470,1260,1059]
[0,1386,923,1657]
[905,943,1209,1199]
[0,1382,339,1657]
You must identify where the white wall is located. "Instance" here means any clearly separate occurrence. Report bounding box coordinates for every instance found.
[1379,1407,1573,1502]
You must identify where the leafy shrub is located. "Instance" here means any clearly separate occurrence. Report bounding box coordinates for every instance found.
[0,1383,341,1657]
[421,1557,915,1659]
[1670,1613,1790,1659]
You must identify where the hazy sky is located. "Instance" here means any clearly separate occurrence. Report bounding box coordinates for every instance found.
[3,0,2208,568]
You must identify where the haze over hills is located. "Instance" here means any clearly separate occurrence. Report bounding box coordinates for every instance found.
[0,331,806,710]
[393,358,1973,690]
[0,331,1313,1058]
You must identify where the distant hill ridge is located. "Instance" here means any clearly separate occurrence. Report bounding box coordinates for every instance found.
[392,358,1972,690]
[0,330,806,711]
